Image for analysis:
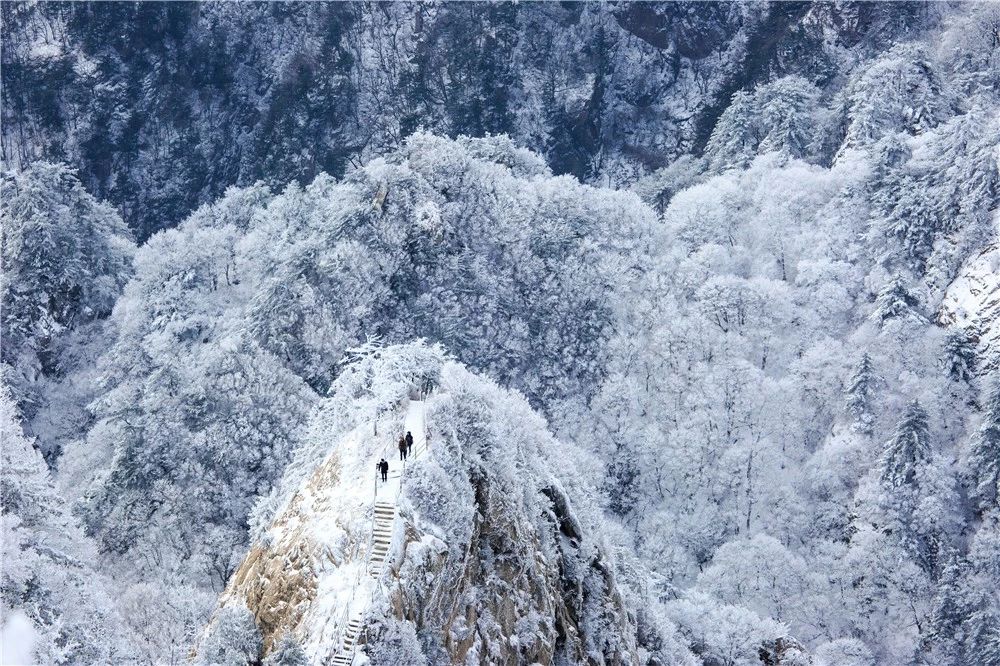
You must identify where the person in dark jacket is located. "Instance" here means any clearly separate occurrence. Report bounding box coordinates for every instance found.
[398,436,408,461]
[377,458,389,482]
[405,431,414,456]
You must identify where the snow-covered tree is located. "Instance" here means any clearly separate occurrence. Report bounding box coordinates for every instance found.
[704,90,758,172]
[845,353,880,435]
[197,603,262,666]
[881,400,932,488]
[870,278,924,326]
[924,553,969,663]
[263,633,308,666]
[755,76,820,160]
[0,163,134,426]
[969,383,1000,513]
[704,77,821,172]
[839,44,954,153]
[943,330,978,386]
[813,638,875,666]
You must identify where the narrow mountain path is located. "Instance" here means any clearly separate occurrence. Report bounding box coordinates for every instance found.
[329,398,428,666]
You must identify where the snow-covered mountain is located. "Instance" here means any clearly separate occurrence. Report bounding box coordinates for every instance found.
[3,2,1000,665]
[195,344,692,665]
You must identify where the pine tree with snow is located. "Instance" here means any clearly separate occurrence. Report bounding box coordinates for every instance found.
[965,609,1000,666]
[0,163,135,417]
[943,330,978,386]
[870,278,923,325]
[704,90,759,172]
[845,353,879,435]
[755,76,820,160]
[924,553,968,664]
[881,400,931,488]
[969,383,1000,513]
[880,175,941,272]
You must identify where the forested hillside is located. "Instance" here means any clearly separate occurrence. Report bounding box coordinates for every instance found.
[4,1,933,238]
[2,2,999,665]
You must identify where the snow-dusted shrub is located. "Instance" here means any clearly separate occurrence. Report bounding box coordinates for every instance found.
[197,602,262,666]
[813,638,875,666]
[263,632,308,666]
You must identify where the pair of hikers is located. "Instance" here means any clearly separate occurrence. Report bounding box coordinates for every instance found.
[398,431,414,460]
[376,431,414,482]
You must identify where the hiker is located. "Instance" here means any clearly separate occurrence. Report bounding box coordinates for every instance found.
[377,458,389,482]
[398,435,408,461]
[405,431,414,456]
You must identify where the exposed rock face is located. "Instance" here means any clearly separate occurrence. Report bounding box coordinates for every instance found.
[210,453,345,653]
[379,455,635,665]
[196,346,678,665]
[939,242,1000,373]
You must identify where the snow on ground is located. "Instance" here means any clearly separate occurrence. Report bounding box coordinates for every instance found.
[939,241,1000,371]
[0,611,37,666]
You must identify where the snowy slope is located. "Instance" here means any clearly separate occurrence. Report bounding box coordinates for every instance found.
[939,242,1000,372]
[194,344,685,665]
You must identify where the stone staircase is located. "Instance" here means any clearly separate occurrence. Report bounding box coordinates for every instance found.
[328,401,425,666]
